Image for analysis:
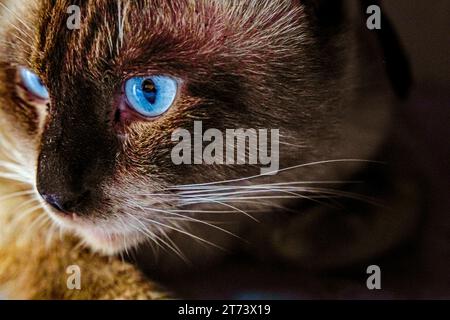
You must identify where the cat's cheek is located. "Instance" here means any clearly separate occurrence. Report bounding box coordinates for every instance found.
[0,72,46,152]
[0,100,40,161]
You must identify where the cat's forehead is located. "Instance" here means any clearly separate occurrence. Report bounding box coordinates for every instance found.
[19,0,305,79]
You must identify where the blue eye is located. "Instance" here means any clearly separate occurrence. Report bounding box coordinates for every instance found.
[125,76,178,118]
[19,68,49,100]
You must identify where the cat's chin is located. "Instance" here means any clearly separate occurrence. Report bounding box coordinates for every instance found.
[76,228,144,256]
[46,209,144,255]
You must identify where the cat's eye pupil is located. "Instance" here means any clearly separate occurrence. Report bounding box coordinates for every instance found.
[142,79,157,104]
[142,79,156,93]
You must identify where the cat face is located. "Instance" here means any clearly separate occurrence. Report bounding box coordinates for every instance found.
[0,0,364,255]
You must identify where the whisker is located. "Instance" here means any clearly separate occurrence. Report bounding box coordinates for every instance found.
[0,189,34,202]
[11,203,44,228]
[157,226,191,265]
[143,207,245,241]
[10,196,41,213]
[179,188,337,210]
[184,197,259,222]
[178,189,384,207]
[0,160,25,173]
[139,215,225,251]
[0,172,30,184]
[175,180,363,194]
[0,3,34,32]
[169,159,384,189]
[27,212,50,234]
[123,212,189,263]
[165,209,239,214]
[45,220,59,248]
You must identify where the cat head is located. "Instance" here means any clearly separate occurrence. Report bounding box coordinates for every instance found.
[0,0,383,255]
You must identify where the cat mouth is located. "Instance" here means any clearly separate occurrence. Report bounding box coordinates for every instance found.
[77,227,143,255]
[46,208,144,255]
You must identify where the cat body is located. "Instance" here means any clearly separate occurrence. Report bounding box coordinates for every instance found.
[0,0,424,298]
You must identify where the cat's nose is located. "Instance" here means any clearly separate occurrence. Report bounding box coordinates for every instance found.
[40,191,90,215]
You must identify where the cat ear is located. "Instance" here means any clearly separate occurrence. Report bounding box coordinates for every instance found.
[299,0,345,28]
[359,0,413,99]
[299,0,412,99]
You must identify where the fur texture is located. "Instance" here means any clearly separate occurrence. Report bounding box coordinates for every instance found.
[0,0,422,298]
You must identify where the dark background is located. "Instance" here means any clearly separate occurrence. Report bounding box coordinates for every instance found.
[385,1,449,88]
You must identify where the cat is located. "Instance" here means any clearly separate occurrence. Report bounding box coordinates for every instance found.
[0,0,423,299]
